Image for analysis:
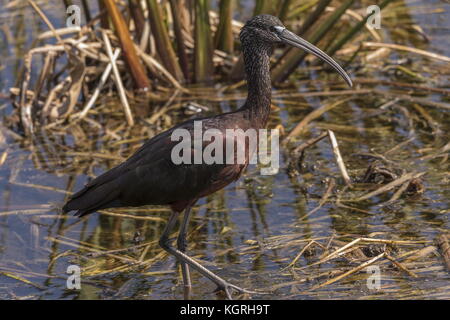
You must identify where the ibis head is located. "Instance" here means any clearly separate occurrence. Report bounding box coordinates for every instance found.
[239,14,352,87]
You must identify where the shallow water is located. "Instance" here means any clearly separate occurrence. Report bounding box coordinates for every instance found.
[0,0,449,300]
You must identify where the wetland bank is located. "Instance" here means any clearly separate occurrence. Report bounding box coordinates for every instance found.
[0,0,449,300]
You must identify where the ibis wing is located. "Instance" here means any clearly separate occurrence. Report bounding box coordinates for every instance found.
[63,116,247,216]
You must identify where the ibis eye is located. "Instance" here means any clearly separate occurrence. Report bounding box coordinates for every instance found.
[269,25,285,34]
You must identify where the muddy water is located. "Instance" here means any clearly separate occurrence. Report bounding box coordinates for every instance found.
[0,1,449,299]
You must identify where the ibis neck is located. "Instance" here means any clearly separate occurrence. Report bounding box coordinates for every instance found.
[240,43,272,128]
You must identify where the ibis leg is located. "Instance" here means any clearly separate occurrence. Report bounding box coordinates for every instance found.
[177,205,192,299]
[159,210,255,299]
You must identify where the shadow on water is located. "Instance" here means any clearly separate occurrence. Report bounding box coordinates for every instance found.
[0,0,449,299]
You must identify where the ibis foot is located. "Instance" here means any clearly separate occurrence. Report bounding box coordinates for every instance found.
[213,282,261,300]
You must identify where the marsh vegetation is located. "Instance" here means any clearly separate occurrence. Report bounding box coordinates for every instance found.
[0,0,449,299]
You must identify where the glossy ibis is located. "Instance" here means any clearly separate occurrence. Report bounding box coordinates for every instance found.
[63,14,352,299]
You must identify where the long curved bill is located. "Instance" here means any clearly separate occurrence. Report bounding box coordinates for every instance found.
[275,26,353,87]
